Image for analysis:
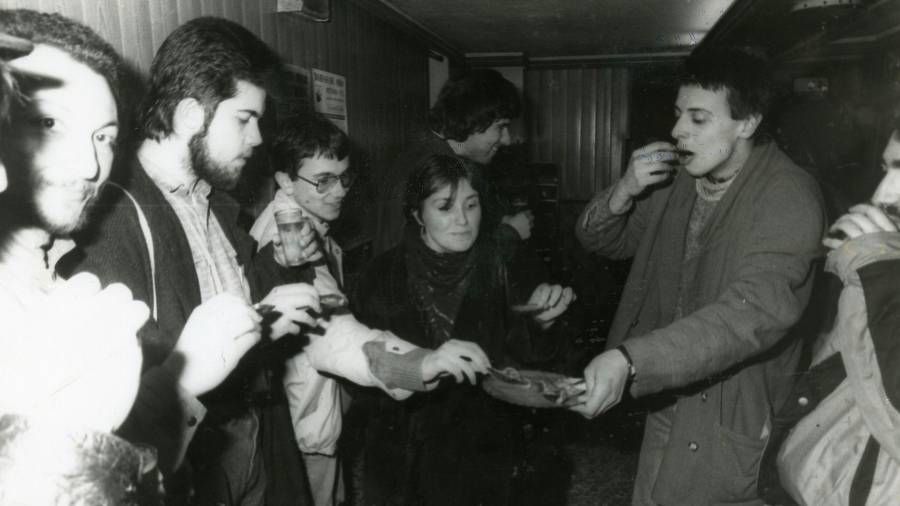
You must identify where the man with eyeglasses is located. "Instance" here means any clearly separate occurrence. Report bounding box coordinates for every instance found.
[295,168,355,193]
[250,114,491,506]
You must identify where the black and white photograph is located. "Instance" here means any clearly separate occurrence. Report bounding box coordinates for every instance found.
[0,1,898,505]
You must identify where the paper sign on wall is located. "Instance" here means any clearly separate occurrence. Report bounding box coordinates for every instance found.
[312,68,348,133]
[281,64,312,117]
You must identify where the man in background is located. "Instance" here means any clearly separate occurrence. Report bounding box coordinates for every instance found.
[374,69,533,256]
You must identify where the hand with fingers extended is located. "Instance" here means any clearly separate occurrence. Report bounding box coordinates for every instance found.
[501,209,535,240]
[257,283,321,339]
[420,339,490,385]
[527,283,576,330]
[823,203,900,250]
[163,293,262,397]
[2,272,149,432]
[610,141,680,214]
[569,348,631,419]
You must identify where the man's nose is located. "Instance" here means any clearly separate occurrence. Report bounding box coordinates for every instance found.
[333,178,348,198]
[670,117,687,141]
[0,161,7,193]
[72,136,101,181]
[500,127,512,146]
[871,171,900,208]
[246,121,262,148]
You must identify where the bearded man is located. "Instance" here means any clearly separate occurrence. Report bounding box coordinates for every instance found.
[58,16,321,506]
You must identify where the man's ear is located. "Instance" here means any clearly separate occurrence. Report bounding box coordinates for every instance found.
[172,98,205,138]
[274,171,293,191]
[738,113,762,139]
[0,162,7,193]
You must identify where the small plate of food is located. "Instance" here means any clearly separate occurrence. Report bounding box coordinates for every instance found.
[482,367,585,408]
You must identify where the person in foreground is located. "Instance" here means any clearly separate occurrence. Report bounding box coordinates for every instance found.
[354,153,574,506]
[757,117,900,505]
[0,10,152,504]
[573,47,826,505]
[59,16,320,505]
[249,114,490,506]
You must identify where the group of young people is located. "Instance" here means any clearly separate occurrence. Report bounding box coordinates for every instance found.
[0,6,898,506]
[0,9,573,506]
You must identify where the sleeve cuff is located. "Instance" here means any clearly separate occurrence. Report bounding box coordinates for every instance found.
[122,366,206,474]
[620,338,658,398]
[579,186,628,234]
[362,341,430,392]
[826,232,900,284]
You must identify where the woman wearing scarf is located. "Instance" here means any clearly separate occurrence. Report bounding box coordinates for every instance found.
[353,154,574,505]
[372,69,532,257]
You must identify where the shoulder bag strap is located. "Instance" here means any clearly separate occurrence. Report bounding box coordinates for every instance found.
[107,182,158,320]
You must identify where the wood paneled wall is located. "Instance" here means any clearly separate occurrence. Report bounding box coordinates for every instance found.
[0,0,431,239]
[525,67,631,200]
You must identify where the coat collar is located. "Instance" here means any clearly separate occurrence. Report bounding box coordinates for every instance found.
[124,157,251,314]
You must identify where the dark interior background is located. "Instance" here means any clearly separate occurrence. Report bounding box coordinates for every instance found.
[7,1,898,502]
[6,0,898,358]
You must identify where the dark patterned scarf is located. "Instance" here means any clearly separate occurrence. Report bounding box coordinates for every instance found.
[404,228,478,347]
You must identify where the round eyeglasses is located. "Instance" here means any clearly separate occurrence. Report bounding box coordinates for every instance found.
[295,172,356,194]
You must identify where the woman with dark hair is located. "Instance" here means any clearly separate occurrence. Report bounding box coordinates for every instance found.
[373,69,533,255]
[354,154,575,505]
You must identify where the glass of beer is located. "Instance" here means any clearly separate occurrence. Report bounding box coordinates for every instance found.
[274,208,311,266]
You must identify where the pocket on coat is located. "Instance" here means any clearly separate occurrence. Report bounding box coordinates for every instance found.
[709,422,767,503]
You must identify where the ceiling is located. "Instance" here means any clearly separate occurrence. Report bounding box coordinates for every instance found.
[381,0,900,63]
[700,0,899,61]
[383,0,738,59]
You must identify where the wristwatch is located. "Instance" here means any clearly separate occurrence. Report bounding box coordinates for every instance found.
[615,345,637,381]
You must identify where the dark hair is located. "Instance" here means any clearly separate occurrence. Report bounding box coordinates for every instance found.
[140,17,280,140]
[428,69,521,142]
[0,10,123,106]
[404,154,482,221]
[679,47,771,127]
[271,113,349,179]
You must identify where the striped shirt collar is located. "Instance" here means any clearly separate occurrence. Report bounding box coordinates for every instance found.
[137,144,211,198]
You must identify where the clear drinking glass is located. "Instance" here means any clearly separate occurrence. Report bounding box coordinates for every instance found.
[274,208,310,266]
